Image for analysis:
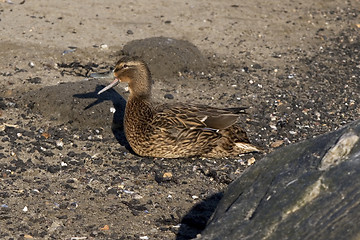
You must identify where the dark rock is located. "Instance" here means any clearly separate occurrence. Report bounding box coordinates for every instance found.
[107,188,118,195]
[199,120,360,240]
[47,165,60,173]
[67,151,77,157]
[92,158,103,165]
[10,159,26,169]
[164,93,174,99]
[252,63,262,69]
[122,37,208,79]
[26,77,42,84]
[79,152,91,159]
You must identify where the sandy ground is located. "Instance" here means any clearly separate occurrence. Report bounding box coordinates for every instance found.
[0,0,359,239]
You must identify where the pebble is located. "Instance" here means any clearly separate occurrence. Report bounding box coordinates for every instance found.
[271,140,284,148]
[27,77,42,84]
[123,190,135,194]
[100,225,110,231]
[247,157,256,166]
[56,139,64,148]
[252,63,262,69]
[288,74,295,79]
[100,44,108,49]
[62,47,77,55]
[269,125,277,130]
[32,189,40,194]
[172,224,181,229]
[164,93,174,99]
[163,172,173,179]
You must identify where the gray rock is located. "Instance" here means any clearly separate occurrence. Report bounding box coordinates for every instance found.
[122,37,208,79]
[198,120,360,240]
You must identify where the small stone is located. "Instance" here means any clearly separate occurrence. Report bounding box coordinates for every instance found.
[48,220,63,233]
[23,206,28,212]
[56,139,64,148]
[247,157,256,165]
[271,140,284,148]
[41,132,50,139]
[100,225,110,231]
[107,188,118,195]
[270,125,277,130]
[164,93,174,99]
[127,30,133,35]
[100,44,108,49]
[163,172,173,179]
[252,63,262,69]
[27,77,42,84]
[48,165,60,173]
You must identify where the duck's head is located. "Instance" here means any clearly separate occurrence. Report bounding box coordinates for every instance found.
[98,56,152,98]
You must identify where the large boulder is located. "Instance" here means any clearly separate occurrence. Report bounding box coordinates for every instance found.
[198,120,360,240]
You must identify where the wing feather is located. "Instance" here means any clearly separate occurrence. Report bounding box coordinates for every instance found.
[151,103,247,130]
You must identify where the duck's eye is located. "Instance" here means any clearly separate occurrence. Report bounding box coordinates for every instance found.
[123,64,129,69]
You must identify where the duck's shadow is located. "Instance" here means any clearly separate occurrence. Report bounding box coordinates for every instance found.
[73,84,133,152]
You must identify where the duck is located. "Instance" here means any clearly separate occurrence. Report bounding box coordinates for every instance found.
[98,56,261,158]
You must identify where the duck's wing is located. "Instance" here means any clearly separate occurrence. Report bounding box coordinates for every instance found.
[152,104,247,130]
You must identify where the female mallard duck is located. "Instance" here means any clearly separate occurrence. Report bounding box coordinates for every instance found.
[98,56,261,158]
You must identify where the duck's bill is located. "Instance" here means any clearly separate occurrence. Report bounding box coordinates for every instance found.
[97,79,120,95]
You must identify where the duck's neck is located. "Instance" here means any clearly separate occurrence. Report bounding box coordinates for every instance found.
[127,67,152,99]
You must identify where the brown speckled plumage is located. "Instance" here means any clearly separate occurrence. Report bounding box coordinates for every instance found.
[98,56,261,158]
